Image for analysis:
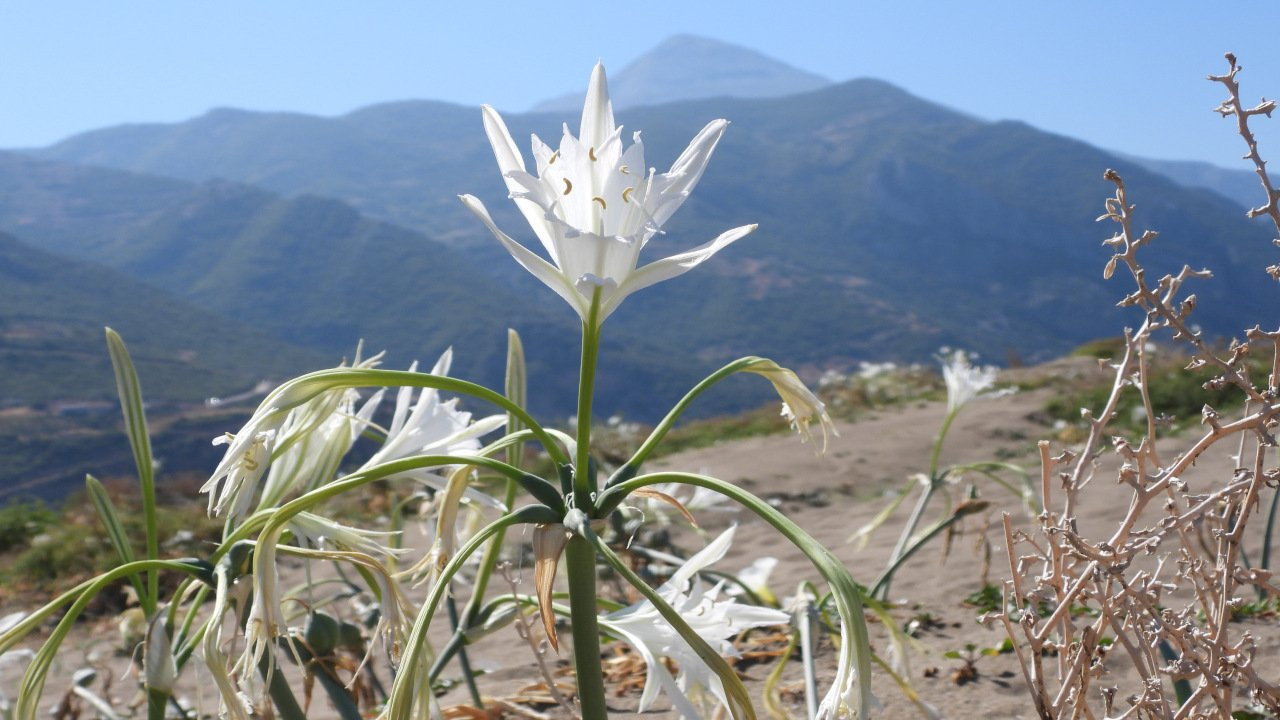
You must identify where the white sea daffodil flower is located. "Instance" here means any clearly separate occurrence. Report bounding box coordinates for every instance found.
[356,349,506,506]
[461,63,756,326]
[939,348,998,414]
[600,527,789,718]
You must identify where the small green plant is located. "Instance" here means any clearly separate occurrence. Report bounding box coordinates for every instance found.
[0,499,56,553]
[848,349,1035,602]
[943,642,1000,685]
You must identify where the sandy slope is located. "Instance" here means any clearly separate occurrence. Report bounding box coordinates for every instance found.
[6,367,1272,719]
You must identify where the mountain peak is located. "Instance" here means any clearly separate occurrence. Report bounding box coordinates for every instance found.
[530,34,830,113]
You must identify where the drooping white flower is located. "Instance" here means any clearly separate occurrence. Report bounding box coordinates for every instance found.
[257,387,385,508]
[600,527,789,718]
[939,349,998,414]
[743,359,837,453]
[461,63,755,326]
[203,347,384,521]
[287,511,406,559]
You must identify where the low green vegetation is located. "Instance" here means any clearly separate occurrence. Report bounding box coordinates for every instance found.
[0,483,222,596]
[1045,340,1272,435]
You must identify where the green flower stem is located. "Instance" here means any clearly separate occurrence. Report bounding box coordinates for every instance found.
[881,480,936,600]
[146,688,168,720]
[879,406,962,601]
[574,290,603,508]
[598,472,873,718]
[563,533,609,719]
[171,584,210,667]
[608,356,762,485]
[384,505,559,720]
[265,368,570,467]
[444,455,526,704]
[266,455,561,535]
[928,407,961,479]
[445,592,484,707]
[258,651,308,720]
[870,501,986,598]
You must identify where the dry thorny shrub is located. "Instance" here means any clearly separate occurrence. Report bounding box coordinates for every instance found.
[999,55,1280,719]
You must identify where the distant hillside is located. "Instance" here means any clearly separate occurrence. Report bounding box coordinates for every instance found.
[532,34,830,113]
[0,230,329,404]
[0,153,734,420]
[28,77,1280,385]
[1126,154,1261,210]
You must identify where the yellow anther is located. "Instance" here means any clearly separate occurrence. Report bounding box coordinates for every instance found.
[548,150,560,165]
[588,146,598,161]
[621,187,634,203]
[619,165,630,174]
[563,178,572,195]
[592,196,607,209]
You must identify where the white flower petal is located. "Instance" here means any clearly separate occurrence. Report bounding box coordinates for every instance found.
[606,224,756,320]
[579,62,616,151]
[458,194,589,319]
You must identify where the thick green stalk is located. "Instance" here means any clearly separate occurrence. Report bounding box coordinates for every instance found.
[445,593,483,707]
[563,534,609,718]
[259,653,308,720]
[573,291,603,508]
[881,406,961,600]
[146,689,169,720]
[575,514,756,720]
[928,407,960,479]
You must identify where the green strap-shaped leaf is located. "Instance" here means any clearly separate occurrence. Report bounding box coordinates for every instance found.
[84,474,146,604]
[105,329,159,614]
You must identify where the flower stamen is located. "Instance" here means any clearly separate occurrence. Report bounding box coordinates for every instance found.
[621,187,634,203]
[592,196,607,210]
[588,146,598,161]
[548,150,559,165]
[563,178,573,195]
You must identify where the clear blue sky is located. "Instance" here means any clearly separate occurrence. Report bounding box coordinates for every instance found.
[5,2,1280,168]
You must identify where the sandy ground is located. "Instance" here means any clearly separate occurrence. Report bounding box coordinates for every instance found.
[5,365,1277,719]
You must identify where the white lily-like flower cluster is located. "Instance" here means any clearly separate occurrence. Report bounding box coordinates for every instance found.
[204,347,504,522]
[600,527,789,718]
[203,346,385,521]
[462,63,755,326]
